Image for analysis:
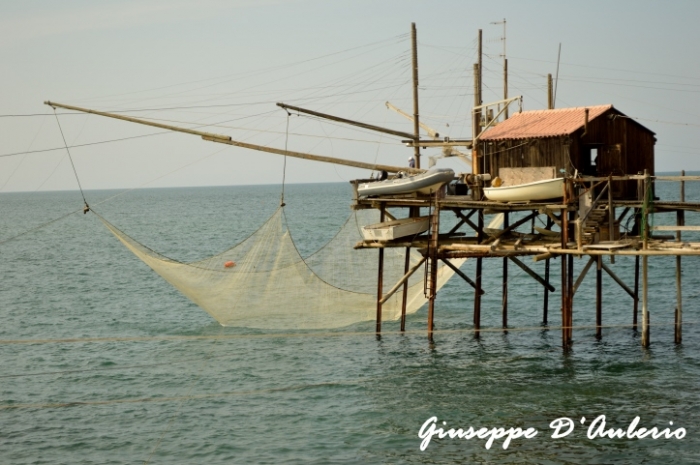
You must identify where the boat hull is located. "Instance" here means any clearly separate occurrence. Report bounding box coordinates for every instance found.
[483,177,564,202]
[358,168,454,197]
[361,216,430,241]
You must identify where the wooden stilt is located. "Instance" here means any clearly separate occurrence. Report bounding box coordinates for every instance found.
[474,209,484,338]
[642,255,650,347]
[543,257,550,326]
[633,255,640,331]
[675,170,685,344]
[567,253,574,344]
[502,212,509,332]
[427,195,439,340]
[596,255,602,339]
[401,247,410,332]
[543,217,552,326]
[641,171,650,347]
[376,205,386,336]
[561,253,568,347]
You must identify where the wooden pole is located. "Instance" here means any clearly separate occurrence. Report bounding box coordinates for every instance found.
[675,169,685,344]
[567,252,574,344]
[411,23,421,168]
[596,255,602,339]
[543,256,550,325]
[547,74,553,110]
[502,212,509,332]
[472,63,480,175]
[474,209,484,338]
[641,170,650,347]
[633,255,640,331]
[427,194,440,339]
[642,255,649,347]
[543,217,552,325]
[401,247,410,332]
[504,58,509,119]
[376,205,386,335]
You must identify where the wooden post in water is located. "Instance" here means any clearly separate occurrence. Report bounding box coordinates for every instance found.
[376,204,386,336]
[543,217,552,326]
[596,255,603,339]
[641,170,650,347]
[474,209,484,338]
[560,180,573,347]
[427,195,440,339]
[633,255,640,331]
[502,212,509,332]
[675,170,685,344]
[401,246,410,332]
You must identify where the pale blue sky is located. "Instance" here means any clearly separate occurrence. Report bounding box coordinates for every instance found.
[2,0,700,192]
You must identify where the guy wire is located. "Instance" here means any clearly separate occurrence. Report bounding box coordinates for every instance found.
[52,108,89,210]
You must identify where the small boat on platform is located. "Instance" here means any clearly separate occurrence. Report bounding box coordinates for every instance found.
[483,177,564,202]
[362,216,430,241]
[358,168,454,197]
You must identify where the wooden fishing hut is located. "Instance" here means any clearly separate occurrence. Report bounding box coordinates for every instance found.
[353,102,700,351]
[476,104,656,199]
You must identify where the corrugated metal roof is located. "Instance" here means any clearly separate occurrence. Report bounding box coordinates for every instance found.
[480,105,613,141]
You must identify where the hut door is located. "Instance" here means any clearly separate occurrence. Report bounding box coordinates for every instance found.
[598,144,625,197]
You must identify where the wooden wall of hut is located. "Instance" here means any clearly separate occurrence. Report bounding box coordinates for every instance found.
[483,108,655,200]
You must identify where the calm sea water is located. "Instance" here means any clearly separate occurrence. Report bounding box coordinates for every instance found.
[2,181,700,464]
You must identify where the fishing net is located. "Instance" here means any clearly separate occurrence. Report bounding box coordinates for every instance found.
[97,208,465,329]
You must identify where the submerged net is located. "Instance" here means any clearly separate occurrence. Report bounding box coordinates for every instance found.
[97,208,465,330]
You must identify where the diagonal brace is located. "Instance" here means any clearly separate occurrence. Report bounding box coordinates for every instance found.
[508,256,556,292]
[379,257,427,304]
[440,258,485,295]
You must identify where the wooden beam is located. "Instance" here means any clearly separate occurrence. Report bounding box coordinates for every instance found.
[277,103,416,140]
[439,258,484,295]
[572,257,595,296]
[600,262,636,299]
[485,211,539,244]
[508,256,556,292]
[379,257,426,304]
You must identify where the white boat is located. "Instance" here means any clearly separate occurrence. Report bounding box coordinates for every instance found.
[362,216,430,241]
[358,168,454,197]
[483,177,564,202]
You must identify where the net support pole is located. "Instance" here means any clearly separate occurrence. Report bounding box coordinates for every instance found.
[642,255,650,347]
[376,204,386,336]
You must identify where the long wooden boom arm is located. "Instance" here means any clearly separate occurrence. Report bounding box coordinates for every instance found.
[44,101,424,174]
[276,102,416,140]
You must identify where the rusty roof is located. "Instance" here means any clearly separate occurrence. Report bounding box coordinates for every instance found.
[479,105,614,141]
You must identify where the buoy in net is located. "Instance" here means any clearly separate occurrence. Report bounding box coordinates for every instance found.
[224,261,236,268]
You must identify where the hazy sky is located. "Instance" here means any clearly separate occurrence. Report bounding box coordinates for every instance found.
[2,0,700,192]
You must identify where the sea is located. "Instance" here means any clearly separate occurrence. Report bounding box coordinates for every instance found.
[1,180,699,464]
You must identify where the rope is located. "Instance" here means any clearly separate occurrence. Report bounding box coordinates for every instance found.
[280,111,290,207]
[51,107,90,212]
